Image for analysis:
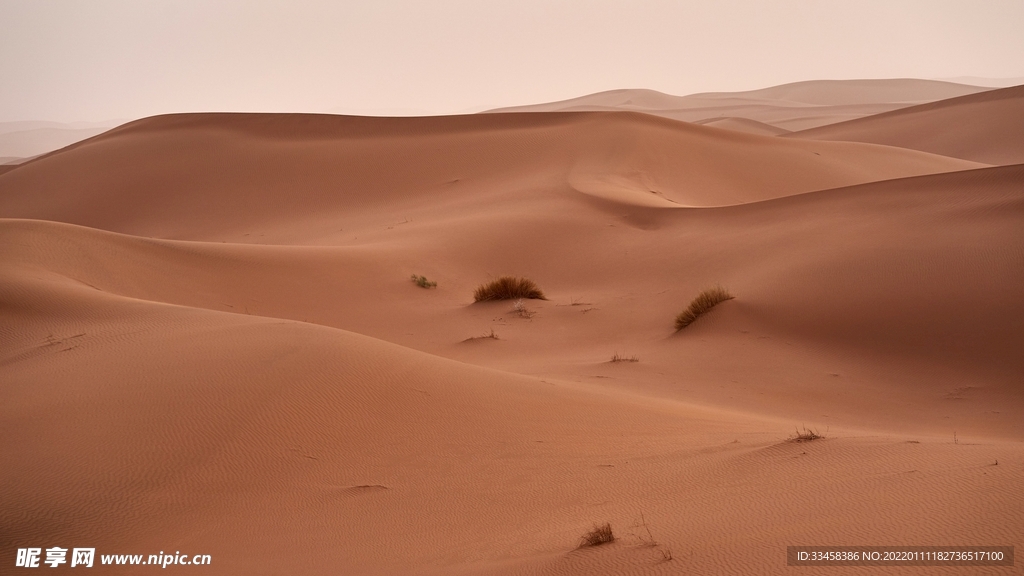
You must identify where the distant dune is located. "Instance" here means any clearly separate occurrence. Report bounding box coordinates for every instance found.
[2,80,1022,575]
[790,84,1024,164]
[691,116,791,136]
[692,78,990,106]
[0,120,122,159]
[485,78,992,131]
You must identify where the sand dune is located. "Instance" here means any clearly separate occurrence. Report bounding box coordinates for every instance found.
[2,98,1022,575]
[0,127,112,159]
[2,163,1020,434]
[486,79,992,131]
[694,78,990,106]
[0,120,122,160]
[0,111,980,239]
[2,209,1021,574]
[790,84,1024,164]
[691,116,791,136]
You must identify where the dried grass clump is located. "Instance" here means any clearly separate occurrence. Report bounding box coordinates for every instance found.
[578,523,615,548]
[463,328,499,342]
[510,298,535,318]
[473,276,546,302]
[674,285,734,330]
[610,353,639,363]
[410,275,437,288]
[788,426,825,442]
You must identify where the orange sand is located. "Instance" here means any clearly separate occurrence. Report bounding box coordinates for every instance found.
[2,85,1021,575]
[791,84,1024,165]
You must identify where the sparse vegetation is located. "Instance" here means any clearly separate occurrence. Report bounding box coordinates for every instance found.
[628,511,672,561]
[463,329,499,342]
[410,274,437,288]
[788,426,825,442]
[674,285,734,330]
[630,511,658,547]
[473,276,546,302]
[578,523,615,548]
[610,353,639,363]
[510,298,535,318]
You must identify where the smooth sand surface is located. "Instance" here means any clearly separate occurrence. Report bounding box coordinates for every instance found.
[486,79,993,131]
[2,92,1022,575]
[0,111,980,238]
[691,117,791,136]
[791,84,1024,164]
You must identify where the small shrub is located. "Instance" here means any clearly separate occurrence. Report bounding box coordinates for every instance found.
[674,285,733,330]
[610,353,639,363]
[578,523,615,548]
[788,426,825,442]
[463,329,499,342]
[510,298,535,318]
[473,276,546,302]
[411,274,437,289]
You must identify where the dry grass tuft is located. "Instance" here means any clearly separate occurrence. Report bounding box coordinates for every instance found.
[474,276,546,302]
[510,298,535,318]
[627,511,672,561]
[578,523,615,548]
[674,285,734,330]
[410,274,437,288]
[463,328,499,342]
[788,426,825,442]
[610,353,639,363]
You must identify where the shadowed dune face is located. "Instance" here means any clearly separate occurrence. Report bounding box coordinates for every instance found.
[1,99,1023,575]
[790,84,1024,164]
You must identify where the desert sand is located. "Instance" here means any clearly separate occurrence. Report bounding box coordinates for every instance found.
[2,81,1022,575]
[790,85,1024,164]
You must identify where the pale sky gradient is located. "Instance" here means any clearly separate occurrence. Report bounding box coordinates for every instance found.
[2,0,1023,122]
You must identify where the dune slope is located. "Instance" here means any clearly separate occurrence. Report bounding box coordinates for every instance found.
[2,217,1021,575]
[2,164,1021,437]
[691,116,791,136]
[790,84,1024,164]
[0,112,980,239]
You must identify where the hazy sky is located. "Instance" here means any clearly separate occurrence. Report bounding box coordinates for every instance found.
[2,0,1023,122]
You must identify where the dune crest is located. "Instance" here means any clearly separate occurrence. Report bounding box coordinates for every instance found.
[485,79,993,131]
